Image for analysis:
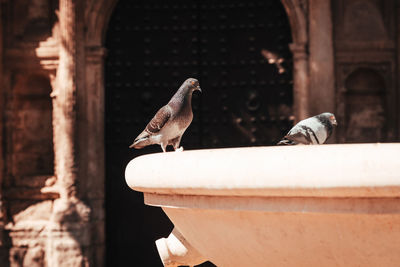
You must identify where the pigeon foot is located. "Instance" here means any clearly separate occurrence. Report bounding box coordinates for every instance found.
[175,146,184,152]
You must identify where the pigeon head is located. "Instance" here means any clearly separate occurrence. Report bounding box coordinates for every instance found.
[185,78,201,92]
[319,112,338,127]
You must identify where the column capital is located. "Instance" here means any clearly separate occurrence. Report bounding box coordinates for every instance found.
[85,46,107,64]
[289,42,308,60]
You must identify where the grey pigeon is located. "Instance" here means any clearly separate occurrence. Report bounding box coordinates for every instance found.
[129,78,201,152]
[277,112,337,145]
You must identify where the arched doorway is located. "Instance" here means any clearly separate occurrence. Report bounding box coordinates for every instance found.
[105,0,292,265]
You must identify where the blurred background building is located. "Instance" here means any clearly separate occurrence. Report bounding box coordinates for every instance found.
[0,0,398,266]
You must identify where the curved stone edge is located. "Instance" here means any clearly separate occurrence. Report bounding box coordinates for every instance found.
[126,144,400,198]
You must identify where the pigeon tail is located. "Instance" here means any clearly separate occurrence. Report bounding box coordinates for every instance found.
[277,138,297,145]
[129,136,150,149]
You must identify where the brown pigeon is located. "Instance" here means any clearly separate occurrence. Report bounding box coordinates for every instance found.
[129,78,201,152]
[277,112,338,145]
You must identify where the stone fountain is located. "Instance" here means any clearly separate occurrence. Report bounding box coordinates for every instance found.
[125,143,400,267]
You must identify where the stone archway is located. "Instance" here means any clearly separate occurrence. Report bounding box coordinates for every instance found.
[82,1,310,157]
[84,0,309,121]
[82,0,309,266]
[81,0,310,200]
[85,0,308,55]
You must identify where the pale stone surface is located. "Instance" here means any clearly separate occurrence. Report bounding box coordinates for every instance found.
[126,144,400,267]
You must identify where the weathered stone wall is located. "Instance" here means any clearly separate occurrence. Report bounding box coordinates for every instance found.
[1,0,100,266]
[332,0,399,142]
[1,0,59,265]
[4,73,55,266]
[0,1,6,264]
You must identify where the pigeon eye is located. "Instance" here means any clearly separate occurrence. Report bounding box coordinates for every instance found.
[191,81,195,85]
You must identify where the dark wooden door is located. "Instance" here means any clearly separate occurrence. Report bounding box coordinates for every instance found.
[105,0,292,266]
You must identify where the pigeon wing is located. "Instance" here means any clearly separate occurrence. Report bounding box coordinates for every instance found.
[132,105,172,142]
[285,126,313,145]
[145,105,172,134]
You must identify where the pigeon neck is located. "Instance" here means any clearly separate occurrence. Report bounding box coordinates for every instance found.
[171,86,192,104]
[316,115,333,135]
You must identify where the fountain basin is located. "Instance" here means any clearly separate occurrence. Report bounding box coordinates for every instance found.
[125,144,400,266]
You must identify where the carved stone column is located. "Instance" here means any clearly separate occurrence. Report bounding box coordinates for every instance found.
[282,0,310,122]
[81,46,107,266]
[52,0,78,200]
[397,3,400,139]
[0,2,6,263]
[308,0,335,115]
[46,0,91,266]
[290,42,309,121]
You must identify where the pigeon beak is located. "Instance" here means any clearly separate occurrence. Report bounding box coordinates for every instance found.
[332,119,338,126]
[196,86,202,92]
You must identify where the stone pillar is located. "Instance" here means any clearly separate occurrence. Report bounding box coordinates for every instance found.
[290,42,309,121]
[82,46,107,266]
[46,0,91,266]
[397,3,400,140]
[52,0,78,200]
[308,0,335,115]
[0,2,6,263]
